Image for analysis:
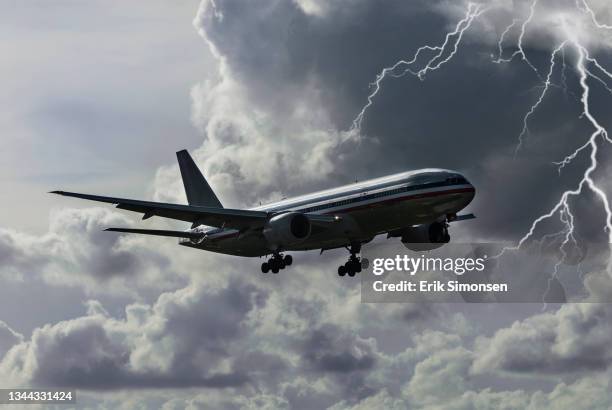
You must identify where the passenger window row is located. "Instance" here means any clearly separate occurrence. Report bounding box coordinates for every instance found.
[301,183,429,213]
[297,178,466,213]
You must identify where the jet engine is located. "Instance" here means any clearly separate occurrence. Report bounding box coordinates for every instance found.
[389,221,450,251]
[263,212,311,248]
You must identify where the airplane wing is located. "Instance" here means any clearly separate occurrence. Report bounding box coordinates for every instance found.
[50,191,268,230]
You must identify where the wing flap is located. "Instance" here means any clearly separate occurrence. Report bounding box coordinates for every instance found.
[105,228,204,239]
[51,191,268,230]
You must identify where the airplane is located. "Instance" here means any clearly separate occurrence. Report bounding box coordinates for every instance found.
[51,150,476,277]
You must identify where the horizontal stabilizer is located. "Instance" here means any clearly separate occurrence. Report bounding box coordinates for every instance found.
[105,228,204,239]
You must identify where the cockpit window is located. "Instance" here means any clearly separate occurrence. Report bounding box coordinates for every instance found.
[408,173,441,184]
[446,175,468,185]
[407,172,469,187]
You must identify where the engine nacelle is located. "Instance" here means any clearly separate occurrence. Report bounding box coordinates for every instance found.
[263,212,311,249]
[396,221,450,251]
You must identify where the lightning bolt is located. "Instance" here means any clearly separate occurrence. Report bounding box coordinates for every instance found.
[531,41,612,304]
[351,0,612,296]
[350,2,486,133]
[514,41,566,153]
[543,202,576,306]
[491,6,612,289]
[493,0,543,80]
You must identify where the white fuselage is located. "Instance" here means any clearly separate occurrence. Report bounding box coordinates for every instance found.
[180,169,475,256]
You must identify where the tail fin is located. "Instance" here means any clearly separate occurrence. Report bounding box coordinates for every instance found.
[176,150,223,208]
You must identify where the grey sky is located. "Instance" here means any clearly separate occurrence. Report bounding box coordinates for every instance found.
[0,0,211,233]
[2,0,612,408]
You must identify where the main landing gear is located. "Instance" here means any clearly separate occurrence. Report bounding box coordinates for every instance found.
[261,253,292,274]
[338,243,369,278]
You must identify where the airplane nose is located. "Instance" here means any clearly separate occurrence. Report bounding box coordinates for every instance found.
[466,183,476,203]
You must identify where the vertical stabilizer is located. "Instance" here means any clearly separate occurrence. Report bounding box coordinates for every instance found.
[176,150,223,208]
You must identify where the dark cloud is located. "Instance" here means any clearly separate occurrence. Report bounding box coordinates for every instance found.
[189,0,612,248]
[300,324,375,374]
[297,324,378,402]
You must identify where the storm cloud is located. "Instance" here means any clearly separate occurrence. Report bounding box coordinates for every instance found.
[173,0,612,248]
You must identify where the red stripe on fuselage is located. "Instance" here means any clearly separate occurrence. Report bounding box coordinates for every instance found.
[326,187,475,214]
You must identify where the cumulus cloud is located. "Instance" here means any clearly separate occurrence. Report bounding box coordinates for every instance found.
[473,302,612,375]
[0,277,267,389]
[0,207,183,294]
[0,257,455,408]
[330,340,612,410]
[405,346,473,406]
[154,0,356,207]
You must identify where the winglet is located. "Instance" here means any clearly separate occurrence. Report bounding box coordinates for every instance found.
[450,213,476,222]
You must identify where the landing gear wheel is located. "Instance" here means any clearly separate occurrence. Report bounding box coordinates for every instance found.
[338,242,366,278]
[262,252,292,274]
[346,257,361,275]
[342,261,353,277]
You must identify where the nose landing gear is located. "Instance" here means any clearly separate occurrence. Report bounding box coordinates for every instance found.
[261,253,292,274]
[337,243,368,278]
